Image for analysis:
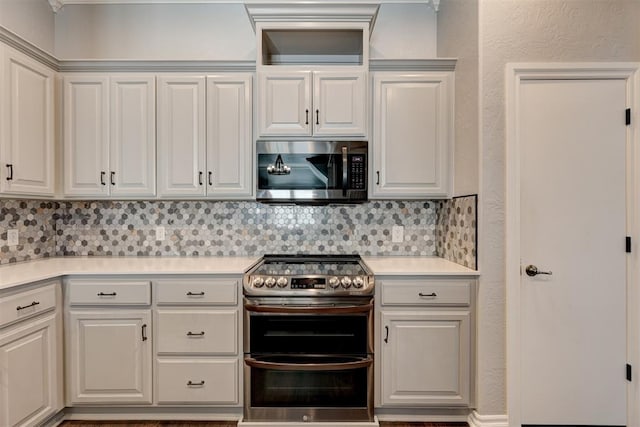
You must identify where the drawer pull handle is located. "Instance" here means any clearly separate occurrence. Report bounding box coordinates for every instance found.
[419,292,437,298]
[142,324,148,341]
[187,380,205,387]
[384,325,389,343]
[16,301,40,311]
[97,292,117,297]
[187,331,205,337]
[187,291,205,296]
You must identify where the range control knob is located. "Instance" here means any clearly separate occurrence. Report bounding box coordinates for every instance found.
[328,277,340,289]
[341,277,352,289]
[353,277,365,289]
[264,277,277,288]
[276,277,288,288]
[252,277,265,288]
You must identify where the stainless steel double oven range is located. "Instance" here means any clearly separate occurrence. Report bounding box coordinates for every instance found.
[242,254,375,423]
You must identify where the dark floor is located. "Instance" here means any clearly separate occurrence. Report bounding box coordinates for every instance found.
[60,422,468,427]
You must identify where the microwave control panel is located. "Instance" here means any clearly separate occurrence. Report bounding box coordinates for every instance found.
[349,155,366,190]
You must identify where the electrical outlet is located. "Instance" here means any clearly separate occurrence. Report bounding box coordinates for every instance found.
[392,225,404,243]
[156,226,165,241]
[7,229,18,246]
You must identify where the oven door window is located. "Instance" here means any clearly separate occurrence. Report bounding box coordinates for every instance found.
[249,355,369,408]
[249,314,368,355]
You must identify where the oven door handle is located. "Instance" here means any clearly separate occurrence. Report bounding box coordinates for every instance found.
[243,302,373,314]
[245,356,373,371]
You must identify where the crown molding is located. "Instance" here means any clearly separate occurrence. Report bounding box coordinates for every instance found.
[57,59,256,72]
[369,58,457,71]
[0,27,59,70]
[49,0,441,13]
[245,3,380,30]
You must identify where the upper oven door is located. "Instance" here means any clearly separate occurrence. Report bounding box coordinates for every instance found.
[244,297,373,355]
[256,140,367,202]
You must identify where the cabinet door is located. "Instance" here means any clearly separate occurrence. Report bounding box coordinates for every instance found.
[63,75,110,196]
[380,310,470,406]
[313,71,366,137]
[0,313,60,427]
[372,72,453,198]
[67,310,152,404]
[0,46,54,196]
[207,74,253,198]
[257,71,311,136]
[157,76,206,197]
[110,76,156,197]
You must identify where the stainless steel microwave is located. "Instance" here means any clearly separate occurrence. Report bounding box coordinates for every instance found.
[256,141,368,204]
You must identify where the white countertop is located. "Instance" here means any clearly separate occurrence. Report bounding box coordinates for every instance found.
[0,256,477,291]
[362,256,478,276]
[0,256,260,291]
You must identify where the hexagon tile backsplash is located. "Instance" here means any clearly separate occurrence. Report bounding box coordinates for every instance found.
[0,197,476,269]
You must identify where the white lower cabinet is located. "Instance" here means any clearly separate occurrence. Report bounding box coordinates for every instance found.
[65,279,153,405]
[67,310,153,404]
[154,278,241,406]
[0,280,62,427]
[156,358,239,404]
[377,278,475,408]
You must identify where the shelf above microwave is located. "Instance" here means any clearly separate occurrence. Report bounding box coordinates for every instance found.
[262,29,364,66]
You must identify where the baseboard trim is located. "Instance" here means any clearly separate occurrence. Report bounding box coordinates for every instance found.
[468,411,509,427]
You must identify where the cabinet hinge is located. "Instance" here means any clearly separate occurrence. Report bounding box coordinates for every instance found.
[626,236,632,253]
[627,363,632,381]
[626,108,631,126]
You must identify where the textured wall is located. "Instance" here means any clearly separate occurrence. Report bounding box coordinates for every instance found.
[0,0,55,53]
[53,3,437,60]
[437,0,479,197]
[478,0,640,416]
[54,3,256,60]
[1,198,476,267]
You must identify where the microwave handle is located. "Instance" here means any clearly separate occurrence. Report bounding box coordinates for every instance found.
[342,146,348,196]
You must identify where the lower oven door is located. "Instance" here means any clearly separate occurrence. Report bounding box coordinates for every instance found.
[244,355,374,422]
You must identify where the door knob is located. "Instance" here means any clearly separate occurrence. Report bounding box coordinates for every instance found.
[525,265,552,277]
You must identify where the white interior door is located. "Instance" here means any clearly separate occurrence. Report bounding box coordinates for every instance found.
[517,76,628,425]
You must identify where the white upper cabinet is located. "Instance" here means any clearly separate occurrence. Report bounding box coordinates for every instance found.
[371,72,454,199]
[63,76,110,197]
[258,71,311,137]
[313,71,366,136]
[63,74,156,198]
[206,74,253,198]
[157,76,206,197]
[254,19,370,139]
[257,69,366,138]
[110,76,156,197]
[156,74,252,199]
[0,45,55,196]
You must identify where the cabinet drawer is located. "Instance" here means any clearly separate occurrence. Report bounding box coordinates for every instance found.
[156,310,237,355]
[0,283,57,328]
[381,280,471,306]
[67,280,151,305]
[155,279,237,305]
[157,358,239,405]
